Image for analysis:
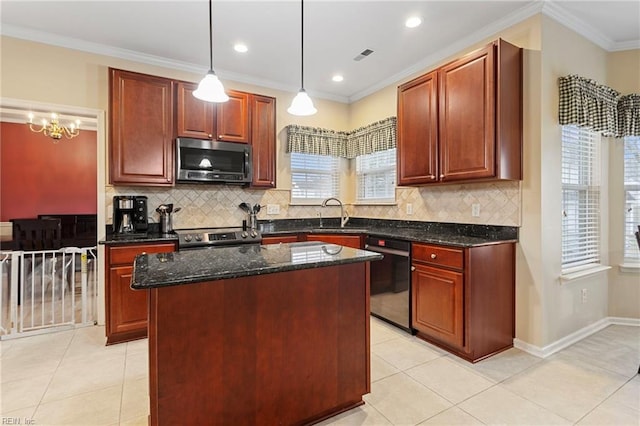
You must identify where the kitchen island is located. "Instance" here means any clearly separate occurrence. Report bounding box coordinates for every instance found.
[131,241,382,426]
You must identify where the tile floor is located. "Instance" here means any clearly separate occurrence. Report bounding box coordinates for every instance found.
[1,318,638,425]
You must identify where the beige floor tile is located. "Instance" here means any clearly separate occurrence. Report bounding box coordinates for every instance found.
[124,351,148,382]
[556,327,640,378]
[61,327,125,364]
[370,353,400,382]
[118,415,149,426]
[42,351,125,403]
[0,405,37,423]
[372,338,442,371]
[502,357,628,422]
[406,357,493,404]
[120,377,149,422]
[364,373,451,425]
[576,397,640,425]
[450,347,542,383]
[1,333,72,382]
[606,376,640,411]
[1,356,61,384]
[0,373,51,413]
[317,403,392,425]
[370,319,410,345]
[418,406,484,425]
[458,385,571,425]
[33,384,122,425]
[125,338,148,356]
[593,325,640,351]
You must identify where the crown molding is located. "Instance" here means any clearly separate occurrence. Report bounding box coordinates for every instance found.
[542,1,613,51]
[348,0,544,103]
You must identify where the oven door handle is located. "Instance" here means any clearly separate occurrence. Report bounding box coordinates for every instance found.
[364,244,409,258]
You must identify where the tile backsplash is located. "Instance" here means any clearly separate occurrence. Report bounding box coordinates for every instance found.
[106,180,521,229]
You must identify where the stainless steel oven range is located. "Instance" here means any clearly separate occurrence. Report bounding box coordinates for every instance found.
[176,227,262,250]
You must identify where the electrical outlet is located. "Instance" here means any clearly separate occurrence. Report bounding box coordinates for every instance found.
[581,288,588,304]
[472,204,481,217]
[406,203,413,215]
[266,204,280,215]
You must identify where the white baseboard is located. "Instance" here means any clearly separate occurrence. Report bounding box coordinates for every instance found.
[514,316,639,358]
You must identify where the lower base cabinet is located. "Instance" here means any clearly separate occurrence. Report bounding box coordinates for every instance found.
[305,234,363,249]
[411,242,515,362]
[105,242,176,344]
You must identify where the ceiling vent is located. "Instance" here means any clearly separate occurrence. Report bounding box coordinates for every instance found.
[353,49,374,61]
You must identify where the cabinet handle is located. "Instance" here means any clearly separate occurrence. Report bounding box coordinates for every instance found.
[430,253,437,259]
[439,174,444,179]
[208,134,212,138]
[141,252,147,255]
[411,266,416,271]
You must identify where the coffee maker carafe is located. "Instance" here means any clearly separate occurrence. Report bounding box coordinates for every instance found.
[113,196,149,234]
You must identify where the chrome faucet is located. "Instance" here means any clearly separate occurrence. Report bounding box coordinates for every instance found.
[321,197,349,228]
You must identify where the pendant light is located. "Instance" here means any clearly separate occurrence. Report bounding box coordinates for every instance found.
[288,0,317,116]
[193,0,229,103]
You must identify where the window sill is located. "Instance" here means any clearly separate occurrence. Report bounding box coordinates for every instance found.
[618,263,640,273]
[560,264,611,283]
[352,201,397,206]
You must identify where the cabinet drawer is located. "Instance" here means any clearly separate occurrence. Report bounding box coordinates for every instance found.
[412,243,463,270]
[109,243,175,266]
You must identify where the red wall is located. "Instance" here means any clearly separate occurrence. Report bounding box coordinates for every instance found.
[0,122,97,221]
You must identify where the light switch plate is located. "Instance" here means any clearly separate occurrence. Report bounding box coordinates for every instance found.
[266,204,280,215]
[406,203,413,215]
[472,204,481,217]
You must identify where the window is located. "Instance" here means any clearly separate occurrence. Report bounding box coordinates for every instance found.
[290,152,339,204]
[624,136,640,261]
[356,148,396,203]
[561,126,601,270]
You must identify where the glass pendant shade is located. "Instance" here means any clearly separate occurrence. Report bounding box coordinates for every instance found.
[287,89,317,116]
[193,70,229,103]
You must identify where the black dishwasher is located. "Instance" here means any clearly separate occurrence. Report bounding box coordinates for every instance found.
[365,235,413,333]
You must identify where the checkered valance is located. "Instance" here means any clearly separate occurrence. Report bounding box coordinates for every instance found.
[344,117,397,159]
[617,94,640,137]
[286,116,397,158]
[558,74,620,137]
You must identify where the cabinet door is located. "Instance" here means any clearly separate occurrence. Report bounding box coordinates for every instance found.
[109,68,174,186]
[108,265,148,337]
[397,71,439,185]
[412,263,464,348]
[176,81,215,139]
[251,95,276,187]
[306,234,362,249]
[216,90,250,143]
[439,44,495,182]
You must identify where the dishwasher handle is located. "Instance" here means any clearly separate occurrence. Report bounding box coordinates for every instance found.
[365,244,410,258]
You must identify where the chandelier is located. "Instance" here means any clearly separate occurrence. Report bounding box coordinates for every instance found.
[28,112,81,142]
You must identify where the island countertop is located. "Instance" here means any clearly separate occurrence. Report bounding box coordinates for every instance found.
[131,241,383,290]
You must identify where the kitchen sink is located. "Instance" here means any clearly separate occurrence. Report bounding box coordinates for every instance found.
[310,228,369,233]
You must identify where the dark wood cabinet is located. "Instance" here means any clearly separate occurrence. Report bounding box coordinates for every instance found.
[176,83,250,143]
[250,94,276,187]
[109,68,174,186]
[175,82,214,139]
[397,39,522,185]
[262,235,301,244]
[306,234,363,249]
[397,71,439,185]
[411,241,515,362]
[105,242,175,344]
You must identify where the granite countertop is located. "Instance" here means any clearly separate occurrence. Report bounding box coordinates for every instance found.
[131,241,383,290]
[259,218,518,248]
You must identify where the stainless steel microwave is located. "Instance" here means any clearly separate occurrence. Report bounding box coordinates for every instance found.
[175,138,252,184]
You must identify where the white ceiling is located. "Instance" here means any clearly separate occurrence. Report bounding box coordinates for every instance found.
[1,0,639,104]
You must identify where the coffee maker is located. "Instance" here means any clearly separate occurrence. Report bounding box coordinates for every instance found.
[112,196,148,234]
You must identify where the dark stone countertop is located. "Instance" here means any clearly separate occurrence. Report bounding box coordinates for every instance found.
[99,227,178,246]
[131,241,383,290]
[259,218,518,248]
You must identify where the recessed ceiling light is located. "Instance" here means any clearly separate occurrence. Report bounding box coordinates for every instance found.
[234,43,248,53]
[332,75,344,82]
[405,16,422,28]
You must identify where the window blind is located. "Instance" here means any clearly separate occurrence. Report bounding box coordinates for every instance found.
[356,148,396,202]
[290,153,339,204]
[624,136,640,260]
[561,125,601,270]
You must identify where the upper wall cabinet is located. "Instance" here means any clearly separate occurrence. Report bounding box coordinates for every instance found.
[250,95,276,188]
[109,68,175,186]
[176,82,250,143]
[397,39,522,186]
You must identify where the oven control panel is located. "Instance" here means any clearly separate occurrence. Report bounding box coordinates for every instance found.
[177,227,262,249]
